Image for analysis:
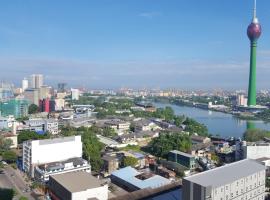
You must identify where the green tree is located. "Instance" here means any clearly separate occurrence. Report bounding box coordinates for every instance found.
[18,131,50,144]
[102,127,117,137]
[0,188,15,200]
[81,129,104,172]
[243,129,270,142]
[19,197,28,200]
[2,150,17,163]
[0,136,13,152]
[148,132,192,158]
[183,117,208,136]
[123,156,138,167]
[28,104,39,114]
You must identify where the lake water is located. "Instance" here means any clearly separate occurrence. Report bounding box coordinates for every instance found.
[154,103,270,138]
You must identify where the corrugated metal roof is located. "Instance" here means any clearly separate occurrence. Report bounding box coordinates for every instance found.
[111,167,171,189]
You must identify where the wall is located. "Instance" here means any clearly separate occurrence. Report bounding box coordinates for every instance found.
[72,185,108,200]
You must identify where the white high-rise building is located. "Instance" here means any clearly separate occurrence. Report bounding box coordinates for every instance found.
[22,78,29,92]
[237,94,248,107]
[30,74,44,89]
[23,135,82,177]
[183,159,265,200]
[71,88,80,100]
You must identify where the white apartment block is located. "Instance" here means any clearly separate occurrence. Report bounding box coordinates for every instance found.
[236,141,270,160]
[183,159,265,200]
[23,135,82,177]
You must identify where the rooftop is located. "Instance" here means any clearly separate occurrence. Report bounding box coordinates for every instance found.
[37,135,80,145]
[169,150,194,158]
[50,171,105,193]
[184,159,265,187]
[111,166,171,189]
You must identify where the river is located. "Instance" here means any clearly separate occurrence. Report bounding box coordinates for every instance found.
[154,102,270,138]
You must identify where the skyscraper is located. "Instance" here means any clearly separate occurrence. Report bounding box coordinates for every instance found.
[30,74,44,89]
[22,78,29,92]
[247,0,261,106]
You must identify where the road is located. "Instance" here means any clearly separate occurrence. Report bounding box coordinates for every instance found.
[0,165,35,200]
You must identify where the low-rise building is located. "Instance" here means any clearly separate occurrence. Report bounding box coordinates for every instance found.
[35,157,90,182]
[105,119,130,135]
[111,166,171,192]
[168,150,196,170]
[182,159,265,200]
[48,171,108,200]
[133,119,160,132]
[191,135,211,145]
[22,118,59,134]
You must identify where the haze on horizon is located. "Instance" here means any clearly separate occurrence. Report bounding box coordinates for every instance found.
[0,0,270,90]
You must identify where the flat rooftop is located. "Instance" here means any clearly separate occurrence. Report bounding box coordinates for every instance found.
[169,150,194,158]
[50,171,105,193]
[111,166,171,189]
[184,159,265,187]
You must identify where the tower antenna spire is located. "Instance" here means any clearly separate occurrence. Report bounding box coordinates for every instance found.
[253,0,257,18]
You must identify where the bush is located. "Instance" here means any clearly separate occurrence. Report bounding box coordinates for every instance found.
[2,151,17,163]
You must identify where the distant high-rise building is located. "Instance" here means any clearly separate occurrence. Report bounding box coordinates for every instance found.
[39,85,51,100]
[22,78,29,92]
[0,99,29,118]
[237,94,248,107]
[71,88,80,100]
[0,82,14,100]
[57,83,67,93]
[30,74,43,89]
[39,98,55,113]
[247,0,261,106]
[24,88,39,105]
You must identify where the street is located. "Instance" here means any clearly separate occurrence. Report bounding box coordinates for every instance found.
[0,165,35,200]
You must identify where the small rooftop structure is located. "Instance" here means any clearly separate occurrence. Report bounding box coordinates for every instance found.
[169,150,194,158]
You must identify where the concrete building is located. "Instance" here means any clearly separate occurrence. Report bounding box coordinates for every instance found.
[111,166,171,192]
[168,150,196,169]
[39,85,51,100]
[24,88,39,105]
[48,171,108,200]
[0,99,29,118]
[236,141,270,160]
[0,115,16,130]
[23,135,82,177]
[182,159,265,200]
[23,118,59,135]
[22,78,29,92]
[30,74,43,89]
[55,98,65,111]
[104,119,130,135]
[237,94,248,107]
[71,88,80,100]
[35,157,90,182]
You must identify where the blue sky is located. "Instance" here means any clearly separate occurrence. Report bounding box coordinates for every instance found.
[0,0,270,90]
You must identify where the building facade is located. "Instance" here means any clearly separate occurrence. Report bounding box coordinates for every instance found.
[23,135,82,177]
[168,150,196,169]
[182,159,265,200]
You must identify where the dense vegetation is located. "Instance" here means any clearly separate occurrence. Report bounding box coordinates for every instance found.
[0,136,13,152]
[0,188,15,200]
[61,126,104,172]
[183,117,209,136]
[148,132,191,158]
[28,104,39,114]
[256,109,270,121]
[2,151,17,163]
[123,156,138,167]
[18,131,50,144]
[243,129,270,142]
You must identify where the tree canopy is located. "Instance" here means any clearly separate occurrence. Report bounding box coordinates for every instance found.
[183,117,209,136]
[18,130,50,144]
[28,104,39,114]
[148,132,191,158]
[2,150,17,163]
[243,129,270,142]
[123,156,138,167]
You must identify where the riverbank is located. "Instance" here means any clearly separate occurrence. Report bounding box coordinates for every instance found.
[151,97,267,122]
[152,101,270,138]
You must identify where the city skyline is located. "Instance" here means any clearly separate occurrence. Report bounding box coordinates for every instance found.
[0,0,270,89]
